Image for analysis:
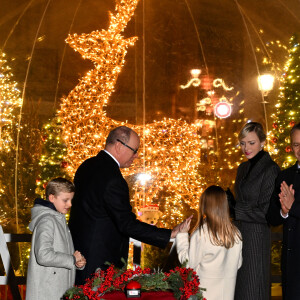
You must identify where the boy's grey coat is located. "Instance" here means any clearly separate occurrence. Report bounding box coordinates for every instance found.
[26,204,76,300]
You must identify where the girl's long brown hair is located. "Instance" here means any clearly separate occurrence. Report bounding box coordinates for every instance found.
[192,185,242,249]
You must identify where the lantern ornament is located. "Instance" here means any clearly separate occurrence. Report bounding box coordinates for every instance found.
[214,100,231,119]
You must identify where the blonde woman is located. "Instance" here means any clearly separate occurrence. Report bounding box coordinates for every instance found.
[234,122,280,300]
[176,185,243,300]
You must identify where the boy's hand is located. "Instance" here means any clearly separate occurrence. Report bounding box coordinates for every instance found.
[76,256,86,268]
[74,250,86,268]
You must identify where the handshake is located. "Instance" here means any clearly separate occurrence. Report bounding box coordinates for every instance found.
[171,215,193,238]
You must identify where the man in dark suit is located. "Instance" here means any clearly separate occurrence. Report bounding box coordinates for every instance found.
[267,122,300,300]
[69,126,186,285]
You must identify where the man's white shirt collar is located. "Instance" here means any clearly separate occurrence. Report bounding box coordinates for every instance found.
[104,150,120,167]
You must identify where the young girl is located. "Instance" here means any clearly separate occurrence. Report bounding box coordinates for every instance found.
[176,185,242,300]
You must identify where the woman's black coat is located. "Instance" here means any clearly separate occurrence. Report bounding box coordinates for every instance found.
[234,151,280,300]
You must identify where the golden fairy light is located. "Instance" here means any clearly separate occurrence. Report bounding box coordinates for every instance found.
[269,35,300,168]
[58,0,204,224]
[58,0,247,225]
[0,51,23,152]
[59,0,139,171]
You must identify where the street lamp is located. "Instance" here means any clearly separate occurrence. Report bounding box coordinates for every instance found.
[257,73,275,147]
[257,74,275,98]
[190,69,201,79]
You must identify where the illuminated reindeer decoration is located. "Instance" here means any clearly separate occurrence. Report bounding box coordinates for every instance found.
[59,0,202,222]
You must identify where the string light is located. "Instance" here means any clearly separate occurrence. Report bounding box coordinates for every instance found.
[0,51,23,152]
[59,0,140,172]
[57,0,205,225]
[35,117,70,196]
[58,0,245,227]
[270,34,300,168]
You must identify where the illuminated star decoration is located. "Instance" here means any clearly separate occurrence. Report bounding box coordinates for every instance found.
[59,0,203,225]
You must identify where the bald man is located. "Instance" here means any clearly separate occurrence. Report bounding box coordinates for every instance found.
[69,126,183,284]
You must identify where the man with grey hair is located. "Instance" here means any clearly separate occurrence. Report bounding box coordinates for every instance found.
[69,126,187,285]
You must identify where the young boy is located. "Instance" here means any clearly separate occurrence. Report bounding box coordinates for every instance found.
[26,177,86,300]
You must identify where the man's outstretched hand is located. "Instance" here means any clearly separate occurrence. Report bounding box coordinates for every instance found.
[171,215,193,238]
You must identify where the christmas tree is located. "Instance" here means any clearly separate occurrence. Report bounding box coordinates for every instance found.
[36,117,71,197]
[0,52,41,228]
[0,52,42,277]
[0,51,22,152]
[271,34,300,168]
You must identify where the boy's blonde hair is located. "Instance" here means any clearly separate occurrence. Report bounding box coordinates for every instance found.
[45,177,75,200]
[192,185,241,249]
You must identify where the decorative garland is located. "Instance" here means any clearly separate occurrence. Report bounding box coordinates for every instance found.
[64,264,205,300]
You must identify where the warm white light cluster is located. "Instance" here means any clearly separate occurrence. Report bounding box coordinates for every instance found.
[269,35,300,168]
[58,0,205,223]
[0,52,23,152]
[196,79,235,119]
[213,79,234,91]
[131,120,203,221]
[58,0,248,226]
[59,0,139,173]
[180,78,201,89]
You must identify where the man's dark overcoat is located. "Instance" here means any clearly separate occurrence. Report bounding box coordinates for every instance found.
[234,151,280,300]
[267,162,300,300]
[69,151,171,284]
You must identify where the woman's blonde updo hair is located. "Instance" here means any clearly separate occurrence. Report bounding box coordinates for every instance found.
[238,122,266,142]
